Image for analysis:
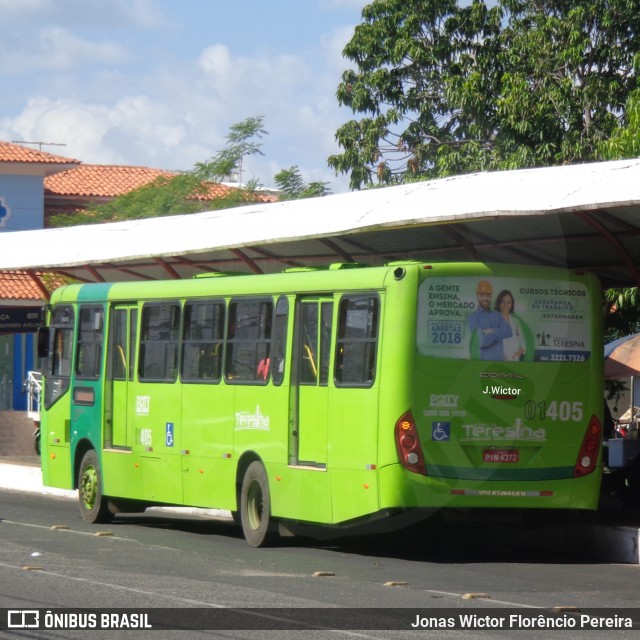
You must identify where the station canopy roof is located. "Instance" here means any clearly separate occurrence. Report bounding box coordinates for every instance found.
[1,158,640,298]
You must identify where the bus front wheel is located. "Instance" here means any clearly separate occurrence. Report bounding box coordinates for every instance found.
[240,461,275,547]
[78,450,113,524]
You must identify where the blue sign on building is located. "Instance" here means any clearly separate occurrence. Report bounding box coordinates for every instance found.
[0,196,10,227]
[0,174,45,231]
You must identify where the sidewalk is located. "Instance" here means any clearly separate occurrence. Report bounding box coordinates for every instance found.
[0,411,74,497]
[0,456,76,498]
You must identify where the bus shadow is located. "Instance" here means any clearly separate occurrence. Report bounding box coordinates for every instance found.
[111,511,244,540]
[107,508,638,564]
[314,512,622,565]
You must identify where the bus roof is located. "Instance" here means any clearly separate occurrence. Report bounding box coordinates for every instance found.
[49,261,599,305]
[1,158,640,294]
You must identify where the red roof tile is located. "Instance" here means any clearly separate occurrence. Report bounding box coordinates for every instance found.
[196,181,261,200]
[45,164,177,198]
[0,271,61,300]
[44,164,275,201]
[0,141,80,165]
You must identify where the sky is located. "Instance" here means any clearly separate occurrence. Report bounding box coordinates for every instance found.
[0,0,368,193]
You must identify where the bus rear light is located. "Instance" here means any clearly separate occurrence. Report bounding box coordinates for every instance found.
[401,434,415,448]
[395,411,427,475]
[573,414,601,478]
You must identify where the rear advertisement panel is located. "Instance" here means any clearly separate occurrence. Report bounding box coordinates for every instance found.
[417,276,591,363]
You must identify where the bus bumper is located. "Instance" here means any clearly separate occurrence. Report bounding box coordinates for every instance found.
[378,464,601,511]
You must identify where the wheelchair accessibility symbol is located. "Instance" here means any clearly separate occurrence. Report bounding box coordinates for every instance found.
[432,422,450,441]
[165,422,174,447]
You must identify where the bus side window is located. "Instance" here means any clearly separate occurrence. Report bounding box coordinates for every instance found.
[76,306,104,380]
[111,309,128,381]
[52,328,73,377]
[334,295,379,387]
[139,302,181,382]
[129,309,137,381]
[319,301,333,385]
[299,300,333,386]
[45,304,74,409]
[225,298,273,384]
[271,296,288,386]
[181,300,225,383]
[300,303,318,384]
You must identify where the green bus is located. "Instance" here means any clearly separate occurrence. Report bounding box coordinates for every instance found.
[38,261,603,546]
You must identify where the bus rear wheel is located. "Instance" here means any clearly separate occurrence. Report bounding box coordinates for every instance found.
[240,461,275,547]
[78,450,113,524]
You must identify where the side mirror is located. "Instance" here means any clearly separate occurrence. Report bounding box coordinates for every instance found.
[37,327,50,358]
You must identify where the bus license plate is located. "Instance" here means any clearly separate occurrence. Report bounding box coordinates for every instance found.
[483,449,519,463]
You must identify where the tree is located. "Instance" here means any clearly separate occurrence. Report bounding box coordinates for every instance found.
[274,166,331,200]
[330,1,640,336]
[604,287,640,342]
[192,115,268,186]
[597,76,640,341]
[329,0,640,189]
[599,88,640,161]
[50,116,268,227]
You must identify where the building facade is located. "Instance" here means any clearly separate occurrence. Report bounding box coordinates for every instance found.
[0,142,79,411]
[0,141,275,412]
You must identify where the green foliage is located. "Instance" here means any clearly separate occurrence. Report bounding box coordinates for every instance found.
[604,287,640,342]
[330,2,640,336]
[192,115,268,184]
[330,0,640,189]
[599,89,640,160]
[51,173,208,227]
[274,166,331,200]
[50,116,268,227]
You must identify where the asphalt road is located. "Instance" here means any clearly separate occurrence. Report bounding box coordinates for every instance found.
[1,488,639,640]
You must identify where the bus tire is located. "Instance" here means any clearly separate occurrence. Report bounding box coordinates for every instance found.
[78,449,113,524]
[240,461,275,547]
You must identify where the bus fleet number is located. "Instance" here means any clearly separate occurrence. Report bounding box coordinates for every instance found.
[137,428,152,446]
[524,400,583,422]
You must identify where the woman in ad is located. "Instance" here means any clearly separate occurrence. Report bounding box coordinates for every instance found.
[495,289,526,361]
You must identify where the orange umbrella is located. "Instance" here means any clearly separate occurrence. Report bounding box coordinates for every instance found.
[605,333,640,379]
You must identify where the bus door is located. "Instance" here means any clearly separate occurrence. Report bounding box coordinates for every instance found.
[106,305,137,449]
[290,297,333,467]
